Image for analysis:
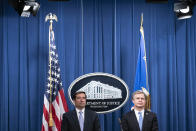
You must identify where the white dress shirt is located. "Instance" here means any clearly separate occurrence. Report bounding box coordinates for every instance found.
[134,109,144,123]
[76,108,85,120]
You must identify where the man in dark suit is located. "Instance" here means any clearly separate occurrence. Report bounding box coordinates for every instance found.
[121,90,158,131]
[61,91,101,131]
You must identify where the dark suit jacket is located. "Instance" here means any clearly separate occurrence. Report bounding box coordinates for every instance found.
[61,108,101,131]
[121,110,158,131]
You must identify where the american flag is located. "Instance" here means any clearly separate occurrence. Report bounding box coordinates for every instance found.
[42,29,69,131]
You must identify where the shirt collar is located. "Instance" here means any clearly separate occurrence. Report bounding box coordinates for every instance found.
[76,108,85,114]
[134,109,145,118]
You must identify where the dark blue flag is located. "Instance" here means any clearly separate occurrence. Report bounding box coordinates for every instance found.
[133,24,150,109]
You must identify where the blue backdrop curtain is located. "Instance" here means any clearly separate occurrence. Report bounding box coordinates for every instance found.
[1,0,196,131]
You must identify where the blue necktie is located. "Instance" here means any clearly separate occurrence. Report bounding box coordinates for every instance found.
[79,111,84,131]
[138,112,143,131]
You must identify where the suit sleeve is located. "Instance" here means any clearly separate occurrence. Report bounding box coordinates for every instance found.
[94,113,101,131]
[152,113,159,131]
[61,113,68,131]
[121,114,129,131]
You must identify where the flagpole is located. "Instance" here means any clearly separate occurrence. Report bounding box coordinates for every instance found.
[140,13,151,110]
[45,13,58,127]
[141,13,143,28]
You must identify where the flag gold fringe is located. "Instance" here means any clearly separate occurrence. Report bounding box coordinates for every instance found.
[49,112,53,126]
[145,95,151,110]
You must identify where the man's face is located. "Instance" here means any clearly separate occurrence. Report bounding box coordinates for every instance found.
[74,93,86,109]
[132,93,146,109]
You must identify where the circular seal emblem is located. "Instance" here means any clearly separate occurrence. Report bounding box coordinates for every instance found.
[68,72,129,114]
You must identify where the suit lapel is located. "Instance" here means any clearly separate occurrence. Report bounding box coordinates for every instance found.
[142,110,149,130]
[71,109,81,131]
[83,109,88,131]
[131,110,140,131]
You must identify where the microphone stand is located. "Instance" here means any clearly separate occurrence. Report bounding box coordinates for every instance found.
[118,118,123,131]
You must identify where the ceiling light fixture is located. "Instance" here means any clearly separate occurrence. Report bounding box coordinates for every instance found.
[9,0,40,17]
[174,1,195,20]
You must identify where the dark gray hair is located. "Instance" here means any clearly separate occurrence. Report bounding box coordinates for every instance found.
[131,90,147,100]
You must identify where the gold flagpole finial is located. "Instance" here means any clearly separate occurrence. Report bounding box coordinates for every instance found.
[45,13,58,31]
[140,13,143,28]
[45,13,58,127]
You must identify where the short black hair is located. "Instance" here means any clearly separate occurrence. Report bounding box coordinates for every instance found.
[72,91,86,100]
